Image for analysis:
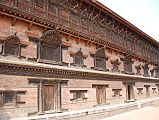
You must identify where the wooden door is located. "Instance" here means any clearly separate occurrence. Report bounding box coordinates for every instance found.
[96,86,106,105]
[43,85,54,111]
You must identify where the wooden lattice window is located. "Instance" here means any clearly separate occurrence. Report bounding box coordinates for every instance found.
[156,65,159,78]
[2,33,21,57]
[143,64,149,77]
[34,0,44,8]
[112,59,120,72]
[38,30,62,64]
[137,88,143,95]
[135,65,141,75]
[4,43,19,56]
[70,90,87,102]
[3,92,15,105]
[70,12,79,30]
[123,56,133,74]
[48,1,58,15]
[94,47,108,71]
[112,89,122,97]
[74,49,84,67]
[0,91,26,107]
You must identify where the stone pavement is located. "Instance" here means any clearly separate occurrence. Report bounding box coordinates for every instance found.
[12,97,159,120]
[102,106,159,120]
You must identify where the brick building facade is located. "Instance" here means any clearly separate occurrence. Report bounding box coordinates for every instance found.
[0,0,159,118]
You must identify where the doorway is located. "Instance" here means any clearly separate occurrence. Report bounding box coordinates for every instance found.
[125,83,135,101]
[96,85,106,105]
[43,85,54,111]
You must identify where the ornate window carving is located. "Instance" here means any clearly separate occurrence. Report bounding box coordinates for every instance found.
[142,63,149,77]
[112,89,122,97]
[135,65,141,75]
[70,12,79,31]
[71,48,86,67]
[155,65,159,78]
[150,68,155,77]
[18,0,31,12]
[1,33,23,57]
[111,59,120,72]
[121,55,133,75]
[0,91,26,107]
[37,29,62,64]
[48,1,58,14]
[70,90,88,102]
[34,0,44,8]
[137,88,143,95]
[92,47,108,71]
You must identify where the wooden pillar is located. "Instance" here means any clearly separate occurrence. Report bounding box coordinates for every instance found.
[2,42,5,56]
[17,45,21,58]
[156,84,159,97]
[38,80,43,114]
[37,41,41,62]
[56,81,61,112]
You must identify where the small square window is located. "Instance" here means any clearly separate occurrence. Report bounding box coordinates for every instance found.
[112,89,122,97]
[4,92,15,105]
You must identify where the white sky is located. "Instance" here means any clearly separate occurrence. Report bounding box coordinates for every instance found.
[98,0,159,42]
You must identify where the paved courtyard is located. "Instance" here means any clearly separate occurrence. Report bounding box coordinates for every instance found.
[102,106,159,120]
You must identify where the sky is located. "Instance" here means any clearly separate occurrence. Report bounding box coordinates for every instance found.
[98,0,159,42]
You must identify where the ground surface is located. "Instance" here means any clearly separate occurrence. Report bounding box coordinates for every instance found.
[103,106,159,120]
[48,106,159,120]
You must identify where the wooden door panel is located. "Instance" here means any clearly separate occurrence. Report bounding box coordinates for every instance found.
[96,86,106,105]
[43,85,54,111]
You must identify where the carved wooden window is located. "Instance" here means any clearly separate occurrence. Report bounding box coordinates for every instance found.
[34,0,44,8]
[4,43,19,56]
[81,17,88,33]
[123,56,133,74]
[73,50,84,67]
[94,47,108,71]
[135,65,141,75]
[48,1,58,15]
[0,0,14,6]
[143,64,149,77]
[150,68,155,77]
[0,91,26,107]
[3,92,15,105]
[60,9,69,26]
[70,90,87,102]
[18,0,31,12]
[38,30,62,64]
[70,12,79,31]
[112,89,122,97]
[112,59,120,72]
[156,65,159,78]
[137,88,143,95]
[2,34,21,57]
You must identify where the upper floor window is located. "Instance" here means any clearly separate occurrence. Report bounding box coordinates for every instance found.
[48,1,58,15]
[92,47,108,71]
[111,59,120,72]
[155,65,159,78]
[37,29,62,64]
[34,0,44,8]
[1,33,22,57]
[135,65,141,75]
[142,63,149,77]
[122,55,133,75]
